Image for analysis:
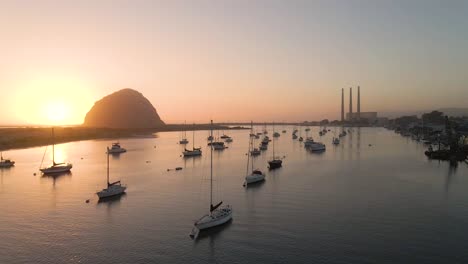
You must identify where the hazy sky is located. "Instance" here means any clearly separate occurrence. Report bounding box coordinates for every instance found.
[1,0,467,125]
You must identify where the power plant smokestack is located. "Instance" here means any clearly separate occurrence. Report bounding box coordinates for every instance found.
[357,86,361,122]
[341,88,344,122]
[349,87,353,121]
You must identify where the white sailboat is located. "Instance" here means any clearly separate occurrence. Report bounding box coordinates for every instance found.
[183,125,202,157]
[0,152,15,168]
[97,147,126,199]
[245,121,265,185]
[190,120,232,239]
[40,128,72,175]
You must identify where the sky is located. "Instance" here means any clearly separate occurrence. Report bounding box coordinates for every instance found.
[0,0,467,125]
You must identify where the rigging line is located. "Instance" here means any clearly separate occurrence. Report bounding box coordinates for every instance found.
[39,145,48,170]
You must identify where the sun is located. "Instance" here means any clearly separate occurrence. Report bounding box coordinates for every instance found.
[44,101,69,124]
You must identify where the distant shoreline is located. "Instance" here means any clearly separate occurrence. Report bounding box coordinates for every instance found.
[0,124,249,151]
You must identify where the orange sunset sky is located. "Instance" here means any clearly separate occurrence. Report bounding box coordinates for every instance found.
[1,1,467,125]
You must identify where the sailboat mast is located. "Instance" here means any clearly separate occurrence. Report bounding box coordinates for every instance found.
[246,122,252,176]
[52,127,55,165]
[272,123,275,159]
[184,120,187,138]
[210,120,213,211]
[106,147,110,186]
[192,123,195,150]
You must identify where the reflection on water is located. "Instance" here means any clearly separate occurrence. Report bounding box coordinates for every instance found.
[97,192,126,205]
[1,127,468,264]
[41,171,72,187]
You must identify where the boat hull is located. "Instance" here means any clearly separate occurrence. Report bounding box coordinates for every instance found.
[97,185,127,199]
[268,160,282,169]
[194,205,232,230]
[183,150,202,157]
[107,149,127,154]
[245,173,265,184]
[0,161,15,168]
[40,164,73,174]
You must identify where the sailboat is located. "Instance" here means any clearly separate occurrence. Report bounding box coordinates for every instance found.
[40,128,72,174]
[183,125,202,157]
[245,121,265,185]
[268,123,283,169]
[0,152,15,168]
[97,147,126,199]
[190,120,232,239]
[179,121,189,144]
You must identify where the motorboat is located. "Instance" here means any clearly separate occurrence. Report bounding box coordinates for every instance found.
[107,142,127,154]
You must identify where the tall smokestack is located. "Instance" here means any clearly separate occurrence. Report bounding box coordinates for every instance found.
[341,88,344,122]
[357,86,361,122]
[349,87,353,121]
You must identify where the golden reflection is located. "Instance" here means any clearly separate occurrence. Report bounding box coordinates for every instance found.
[47,145,68,164]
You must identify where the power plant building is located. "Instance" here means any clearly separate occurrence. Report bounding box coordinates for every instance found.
[342,85,378,124]
[346,112,378,123]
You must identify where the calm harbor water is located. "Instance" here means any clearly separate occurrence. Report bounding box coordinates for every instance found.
[1,127,468,264]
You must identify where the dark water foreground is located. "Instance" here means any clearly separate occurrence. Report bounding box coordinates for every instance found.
[1,127,467,264]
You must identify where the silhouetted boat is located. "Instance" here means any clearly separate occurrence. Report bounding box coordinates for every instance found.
[268,123,283,169]
[333,137,340,145]
[0,152,15,168]
[190,120,232,239]
[97,147,126,199]
[107,142,127,154]
[308,142,326,152]
[250,148,261,156]
[304,137,315,147]
[212,141,227,150]
[40,128,72,175]
[183,125,202,157]
[179,121,189,144]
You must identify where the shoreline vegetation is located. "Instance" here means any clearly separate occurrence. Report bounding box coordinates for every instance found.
[0,124,249,151]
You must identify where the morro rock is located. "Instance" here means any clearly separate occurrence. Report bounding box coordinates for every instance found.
[84,88,165,128]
